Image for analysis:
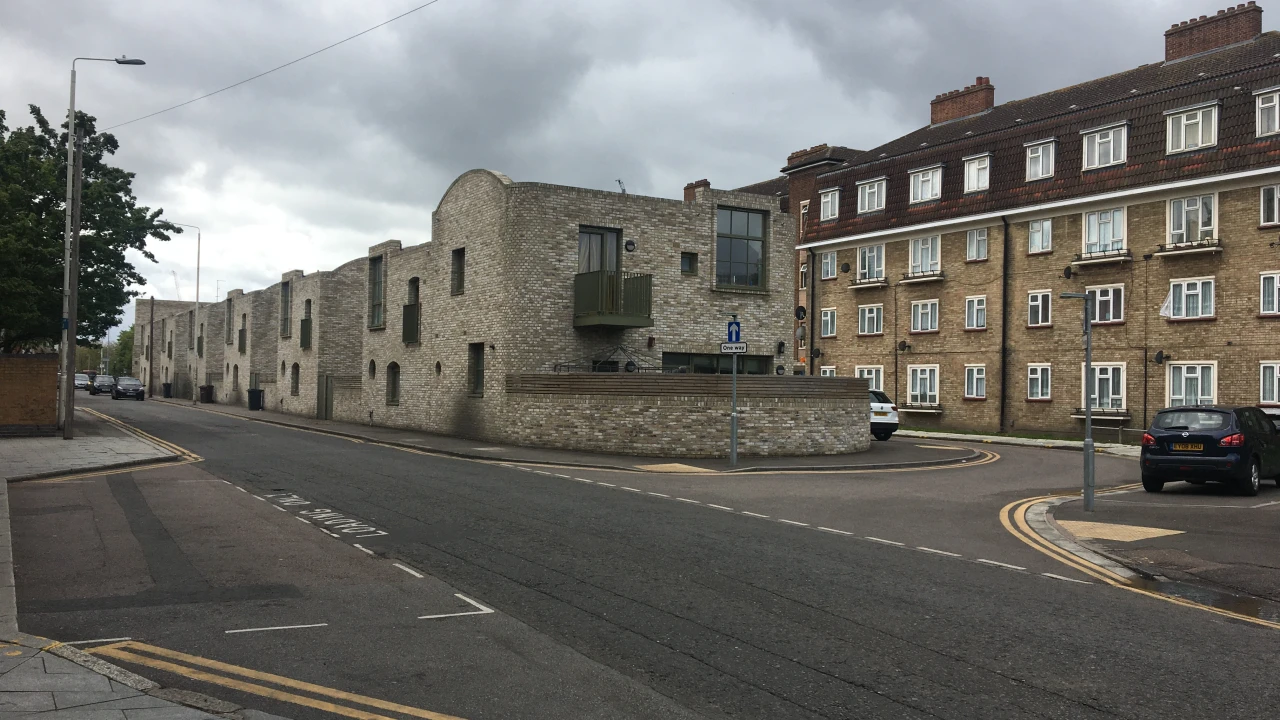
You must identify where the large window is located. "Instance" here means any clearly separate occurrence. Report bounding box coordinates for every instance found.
[855,366,883,392]
[716,208,765,288]
[451,247,466,295]
[858,305,883,335]
[964,365,986,399]
[964,155,989,193]
[1167,104,1217,154]
[820,251,837,280]
[1028,364,1051,400]
[820,308,837,337]
[386,362,400,406]
[909,365,939,405]
[909,236,940,275]
[1262,363,1280,404]
[820,190,839,220]
[280,281,291,337]
[1026,141,1054,181]
[1028,291,1052,327]
[1169,363,1215,406]
[1029,219,1052,254]
[1082,125,1126,170]
[1167,278,1214,319]
[965,296,986,330]
[857,179,885,213]
[857,245,884,281]
[1263,186,1280,226]
[1084,208,1125,254]
[966,229,987,261]
[578,228,618,273]
[911,300,939,333]
[910,166,941,204]
[1258,91,1280,137]
[1262,272,1280,315]
[1085,364,1125,410]
[467,342,485,396]
[1169,195,1214,246]
[368,256,385,327]
[1087,284,1124,323]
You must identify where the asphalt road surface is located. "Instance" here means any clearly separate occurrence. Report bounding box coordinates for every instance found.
[14,396,1279,719]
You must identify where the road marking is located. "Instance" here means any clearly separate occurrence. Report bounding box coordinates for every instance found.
[777,519,809,527]
[235,487,247,493]
[273,505,287,512]
[976,559,1026,571]
[322,530,340,537]
[225,623,328,635]
[252,495,266,501]
[647,492,670,497]
[917,546,962,558]
[707,504,733,511]
[296,517,312,525]
[741,511,769,518]
[553,473,571,479]
[393,563,424,579]
[596,482,616,487]
[573,478,594,483]
[621,486,642,492]
[1250,499,1280,508]
[865,536,904,546]
[64,637,132,645]
[817,527,853,535]
[1057,519,1183,542]
[676,497,700,504]
[221,480,232,485]
[353,544,375,555]
[533,471,553,476]
[1042,573,1092,585]
[418,593,495,620]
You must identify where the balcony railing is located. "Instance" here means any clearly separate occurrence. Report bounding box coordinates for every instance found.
[402,304,419,344]
[300,318,313,350]
[900,269,944,284]
[1072,248,1132,265]
[574,270,653,328]
[1155,237,1222,256]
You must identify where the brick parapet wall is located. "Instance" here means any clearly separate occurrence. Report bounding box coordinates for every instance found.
[0,354,58,435]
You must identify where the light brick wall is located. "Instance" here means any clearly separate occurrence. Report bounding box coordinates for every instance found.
[0,354,58,435]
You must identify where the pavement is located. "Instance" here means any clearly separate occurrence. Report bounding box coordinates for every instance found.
[0,407,177,482]
[897,428,1142,458]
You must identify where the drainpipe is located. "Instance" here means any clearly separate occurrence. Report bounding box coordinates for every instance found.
[998,216,1011,434]
[807,248,817,376]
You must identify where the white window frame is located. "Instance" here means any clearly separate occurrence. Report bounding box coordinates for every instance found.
[1028,290,1052,327]
[908,365,940,406]
[1029,218,1053,254]
[1168,194,1215,246]
[857,244,885,281]
[1026,140,1055,181]
[820,189,839,221]
[966,228,988,261]
[910,299,939,333]
[1262,185,1280,226]
[1082,362,1126,411]
[964,365,986,399]
[1261,362,1280,404]
[910,166,942,204]
[1166,104,1218,154]
[799,263,807,290]
[1262,271,1280,315]
[1083,207,1125,254]
[855,365,884,392]
[1258,90,1280,138]
[1167,361,1217,407]
[857,178,886,213]
[1167,277,1215,319]
[820,251,837,279]
[820,308,837,338]
[1086,284,1124,324]
[820,366,837,377]
[964,154,990,193]
[1081,124,1126,170]
[909,236,941,275]
[1027,364,1052,400]
[965,295,987,330]
[858,304,883,335]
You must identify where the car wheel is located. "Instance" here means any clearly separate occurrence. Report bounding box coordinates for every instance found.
[1141,476,1165,493]
[873,431,892,441]
[1238,459,1261,497]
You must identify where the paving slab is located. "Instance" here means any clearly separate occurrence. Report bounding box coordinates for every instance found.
[0,410,176,483]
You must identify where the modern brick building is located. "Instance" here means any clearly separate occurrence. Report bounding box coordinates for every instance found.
[791,2,1280,437]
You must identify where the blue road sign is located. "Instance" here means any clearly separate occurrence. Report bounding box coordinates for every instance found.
[727,321,741,343]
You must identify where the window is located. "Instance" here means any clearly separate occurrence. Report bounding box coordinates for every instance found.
[857,179,885,213]
[911,300,939,332]
[1167,104,1217,154]
[187,310,194,349]
[1082,125,1126,170]
[965,296,986,329]
[855,366,883,392]
[819,366,837,377]
[858,305,883,335]
[910,166,941,204]
[965,366,986,399]
[467,343,485,395]
[578,228,618,274]
[966,229,987,261]
[368,256,385,327]
[1028,365,1051,400]
[799,263,807,289]
[406,278,419,306]
[304,299,313,319]
[820,251,837,279]
[1026,141,1054,180]
[964,155,989,193]
[681,252,698,275]
[280,281,291,337]
[386,362,400,406]
[716,208,765,288]
[1086,285,1124,323]
[820,189,839,220]
[1169,195,1214,245]
[225,300,233,344]
[232,364,240,391]
[451,248,466,295]
[857,245,884,281]
[368,360,376,379]
[1264,186,1280,225]
[909,365,939,405]
[290,363,299,396]
[1084,208,1125,254]
[798,327,806,349]
[1167,278,1214,319]
[1262,272,1280,315]
[799,200,810,235]
[1261,363,1280,404]
[1029,219,1053,253]
[909,236,940,275]
[1028,291,1052,327]
[1085,364,1125,410]
[1168,363,1215,406]
[1259,91,1280,137]
[820,308,837,337]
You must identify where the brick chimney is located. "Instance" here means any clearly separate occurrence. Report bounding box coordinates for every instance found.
[930,77,995,125]
[1165,3,1262,62]
[684,179,710,202]
[786,144,830,168]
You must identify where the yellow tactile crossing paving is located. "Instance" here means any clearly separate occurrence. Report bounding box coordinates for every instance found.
[1057,520,1185,542]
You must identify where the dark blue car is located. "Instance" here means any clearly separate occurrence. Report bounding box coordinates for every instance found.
[1140,406,1280,496]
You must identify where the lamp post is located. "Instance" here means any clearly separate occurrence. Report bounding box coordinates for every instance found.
[1061,291,1095,512]
[170,223,202,405]
[59,56,146,440]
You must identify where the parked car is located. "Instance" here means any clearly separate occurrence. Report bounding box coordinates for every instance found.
[73,373,92,390]
[89,375,115,395]
[870,389,898,441]
[1140,406,1280,496]
[112,377,145,401]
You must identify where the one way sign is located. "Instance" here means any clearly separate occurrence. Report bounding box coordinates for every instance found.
[726,321,741,343]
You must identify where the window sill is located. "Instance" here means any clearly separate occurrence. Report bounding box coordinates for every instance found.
[714,286,770,296]
[900,405,943,414]
[386,402,399,407]
[280,335,291,340]
[1260,313,1280,319]
[848,279,889,290]
[1027,324,1053,330]
[857,332,884,338]
[1081,162,1125,173]
[468,392,485,398]
[965,258,989,264]
[1028,249,1053,256]
[367,325,386,332]
[680,271,698,276]
[963,188,989,196]
[899,272,945,285]
[820,335,837,340]
[963,396,987,401]
[856,209,885,217]
[964,327,987,333]
[1025,175,1055,183]
[1026,398,1053,403]
[1259,224,1280,230]
[451,291,465,297]
[909,330,940,336]
[1165,316,1216,323]
[1165,146,1218,158]
[819,276,839,282]
[1091,321,1125,327]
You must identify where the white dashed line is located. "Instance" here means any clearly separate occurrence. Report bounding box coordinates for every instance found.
[64,637,133,645]
[707,504,734,511]
[393,563,424,578]
[533,471,553,476]
[917,547,962,558]
[220,480,232,485]
[741,511,769,518]
[647,492,670,497]
[817,527,853,535]
[1042,572,1092,584]
[353,544,375,555]
[573,478,594,483]
[226,623,328,635]
[273,505,287,512]
[976,559,1026,571]
[553,473,571,479]
[235,487,247,493]
[296,517,312,525]
[252,495,266,501]
[778,519,809,527]
[621,487,642,492]
[322,530,340,538]
[676,498,700,504]
[597,482,616,487]
[865,536,905,546]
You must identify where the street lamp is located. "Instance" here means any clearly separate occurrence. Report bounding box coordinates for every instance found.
[1061,291,1096,512]
[59,56,146,440]
[170,223,202,406]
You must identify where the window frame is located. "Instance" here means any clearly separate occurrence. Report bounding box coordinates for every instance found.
[907,364,940,406]
[857,178,886,213]
[1168,194,1216,246]
[290,363,300,396]
[857,304,883,335]
[715,208,767,289]
[1025,140,1055,181]
[450,247,466,296]
[963,154,990,193]
[909,165,942,204]
[1086,284,1125,324]
[1262,185,1280,226]
[1257,90,1280,138]
[964,365,987,400]
[798,262,807,289]
[279,281,292,338]
[1081,124,1127,170]
[1082,362,1126,410]
[1027,364,1052,400]
[909,236,941,275]
[1029,218,1053,254]
[680,251,698,275]
[368,256,386,327]
[857,244,885,281]
[964,295,987,330]
[1028,290,1052,327]
[966,228,988,261]
[820,308,837,338]
[467,342,485,396]
[1261,362,1280,405]
[910,299,939,333]
[820,189,839,221]
[386,362,400,406]
[1166,361,1217,407]
[1167,277,1215,320]
[855,365,884,392]
[819,366,837,377]
[1166,103,1219,155]
[1083,207,1126,254]
[1261,271,1280,315]
[820,251,838,280]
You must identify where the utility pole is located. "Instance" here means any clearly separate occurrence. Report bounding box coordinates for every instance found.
[730,313,739,467]
[1062,292,1095,512]
[60,132,84,439]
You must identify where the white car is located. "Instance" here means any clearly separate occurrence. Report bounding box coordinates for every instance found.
[870,389,898,441]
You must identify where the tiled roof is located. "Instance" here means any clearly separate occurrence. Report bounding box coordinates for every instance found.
[734,176,790,197]
[802,32,1280,246]
[781,145,865,174]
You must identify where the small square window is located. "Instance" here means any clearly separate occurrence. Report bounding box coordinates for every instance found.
[964,156,989,193]
[857,179,885,213]
[1165,278,1214,319]
[1167,105,1218,154]
[820,308,837,337]
[819,366,837,377]
[820,190,839,221]
[910,166,942,204]
[965,366,986,399]
[1026,141,1054,181]
[965,296,986,329]
[820,251,838,280]
[1258,91,1280,137]
[966,229,988,261]
[1029,219,1053,253]
[1028,365,1051,400]
[680,252,698,274]
[1082,125,1126,170]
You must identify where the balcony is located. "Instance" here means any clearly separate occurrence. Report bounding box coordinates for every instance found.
[899,269,944,285]
[1155,237,1222,257]
[574,270,653,328]
[1072,248,1132,266]
[300,318,313,350]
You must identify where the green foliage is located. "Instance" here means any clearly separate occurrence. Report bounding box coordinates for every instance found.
[110,327,134,376]
[0,105,175,352]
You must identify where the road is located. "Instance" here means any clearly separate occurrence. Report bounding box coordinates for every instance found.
[12,395,1279,719]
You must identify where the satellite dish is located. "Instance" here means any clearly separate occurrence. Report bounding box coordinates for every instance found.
[840,262,851,273]
[1154,350,1166,365]
[897,340,909,352]
[1063,266,1074,279]
[795,306,807,321]
[624,360,638,372]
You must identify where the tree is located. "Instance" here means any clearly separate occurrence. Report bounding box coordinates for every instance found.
[0,105,175,353]
[110,327,134,376]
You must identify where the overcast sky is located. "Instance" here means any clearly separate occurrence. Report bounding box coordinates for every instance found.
[3,0,1255,338]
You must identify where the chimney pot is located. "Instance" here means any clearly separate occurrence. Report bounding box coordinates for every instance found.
[930,76,996,124]
[1165,3,1262,62]
[683,179,711,202]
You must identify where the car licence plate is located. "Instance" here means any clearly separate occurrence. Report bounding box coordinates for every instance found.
[1172,443,1203,451]
[873,411,889,417]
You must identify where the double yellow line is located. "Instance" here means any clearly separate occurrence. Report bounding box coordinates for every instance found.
[81,406,203,462]
[88,641,466,720]
[1001,490,1280,630]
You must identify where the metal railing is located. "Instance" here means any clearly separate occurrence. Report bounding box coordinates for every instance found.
[573,270,652,325]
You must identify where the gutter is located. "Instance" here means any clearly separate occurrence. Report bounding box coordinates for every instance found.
[807,248,816,376]
[999,216,1011,433]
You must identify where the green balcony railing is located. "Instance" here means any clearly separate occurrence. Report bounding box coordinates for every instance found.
[573,270,653,328]
[402,303,420,344]
[300,318,313,350]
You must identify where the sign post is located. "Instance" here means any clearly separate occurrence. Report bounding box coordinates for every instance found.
[723,317,745,466]
[1061,292,1095,512]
